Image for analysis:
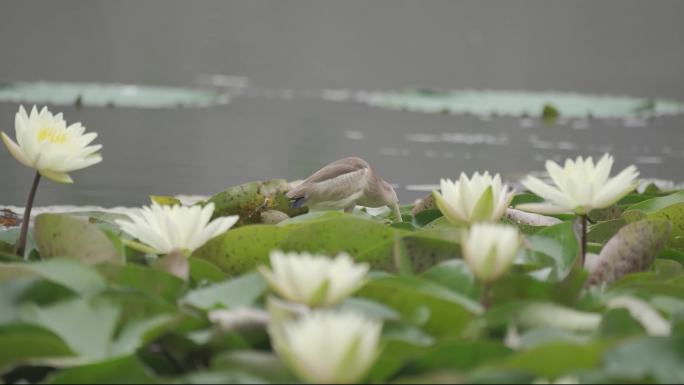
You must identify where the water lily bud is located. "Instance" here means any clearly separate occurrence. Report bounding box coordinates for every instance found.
[517,154,639,215]
[462,223,521,283]
[270,310,381,384]
[1,105,102,183]
[259,250,369,307]
[433,172,514,225]
[115,202,238,255]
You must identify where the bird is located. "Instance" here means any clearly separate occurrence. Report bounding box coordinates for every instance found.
[286,157,403,222]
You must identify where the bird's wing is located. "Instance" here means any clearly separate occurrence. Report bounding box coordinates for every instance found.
[286,158,370,199]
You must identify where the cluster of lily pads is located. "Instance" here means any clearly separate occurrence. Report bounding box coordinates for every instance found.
[1,105,684,384]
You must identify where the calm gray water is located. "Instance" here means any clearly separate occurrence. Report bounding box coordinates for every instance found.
[1,1,684,206]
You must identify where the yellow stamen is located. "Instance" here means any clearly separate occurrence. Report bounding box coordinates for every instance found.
[37,127,67,144]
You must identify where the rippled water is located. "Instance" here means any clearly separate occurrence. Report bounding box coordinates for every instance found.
[1,1,684,207]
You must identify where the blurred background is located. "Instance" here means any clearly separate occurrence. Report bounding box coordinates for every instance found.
[1,0,684,206]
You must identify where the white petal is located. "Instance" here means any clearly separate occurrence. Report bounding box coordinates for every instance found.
[515,202,571,215]
[38,169,74,184]
[1,131,34,168]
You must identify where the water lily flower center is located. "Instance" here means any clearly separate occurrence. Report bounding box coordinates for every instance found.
[37,126,67,144]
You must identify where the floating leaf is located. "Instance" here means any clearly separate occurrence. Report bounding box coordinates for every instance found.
[524,222,579,280]
[0,259,106,296]
[587,219,626,244]
[21,297,121,360]
[504,208,562,234]
[0,324,76,369]
[407,340,512,373]
[588,205,623,222]
[34,214,124,265]
[493,341,607,378]
[181,272,266,311]
[149,195,181,206]
[587,219,671,286]
[648,202,684,249]
[421,260,478,299]
[189,258,226,284]
[46,355,157,384]
[603,335,684,383]
[279,216,403,267]
[97,263,186,303]
[0,81,222,108]
[204,179,306,226]
[357,275,481,337]
[193,225,290,276]
[625,191,684,213]
[356,89,684,118]
[412,209,443,228]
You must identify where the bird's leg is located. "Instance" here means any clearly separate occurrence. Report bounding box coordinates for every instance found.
[391,203,403,223]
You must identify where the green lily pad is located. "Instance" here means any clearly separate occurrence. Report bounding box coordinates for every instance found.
[587,219,671,286]
[20,297,121,360]
[603,335,684,383]
[0,81,222,108]
[192,225,290,276]
[203,179,306,226]
[357,275,481,337]
[587,219,626,244]
[625,191,684,213]
[46,355,158,384]
[0,259,106,296]
[96,263,186,303]
[181,272,266,311]
[34,214,124,265]
[0,324,76,369]
[493,341,607,378]
[406,340,512,373]
[278,216,403,264]
[422,259,478,299]
[356,89,684,119]
[647,202,684,249]
[588,205,623,222]
[524,222,579,280]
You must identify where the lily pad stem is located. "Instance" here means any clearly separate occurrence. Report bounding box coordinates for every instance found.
[480,283,492,309]
[579,214,587,269]
[16,171,41,259]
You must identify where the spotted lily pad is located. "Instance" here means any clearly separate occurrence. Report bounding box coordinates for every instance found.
[587,219,671,286]
[647,203,684,249]
[356,89,684,119]
[0,81,223,108]
[203,179,306,226]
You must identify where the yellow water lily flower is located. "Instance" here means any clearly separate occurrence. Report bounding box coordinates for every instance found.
[259,251,369,307]
[517,154,639,215]
[1,106,102,183]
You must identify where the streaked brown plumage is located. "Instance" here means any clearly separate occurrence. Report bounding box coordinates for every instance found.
[286,157,402,221]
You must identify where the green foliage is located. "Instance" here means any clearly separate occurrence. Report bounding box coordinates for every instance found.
[2,186,684,384]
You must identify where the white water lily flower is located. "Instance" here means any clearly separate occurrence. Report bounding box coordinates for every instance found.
[517,154,639,215]
[259,251,369,307]
[271,310,381,384]
[462,223,521,283]
[433,172,514,225]
[115,202,238,255]
[1,106,102,183]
